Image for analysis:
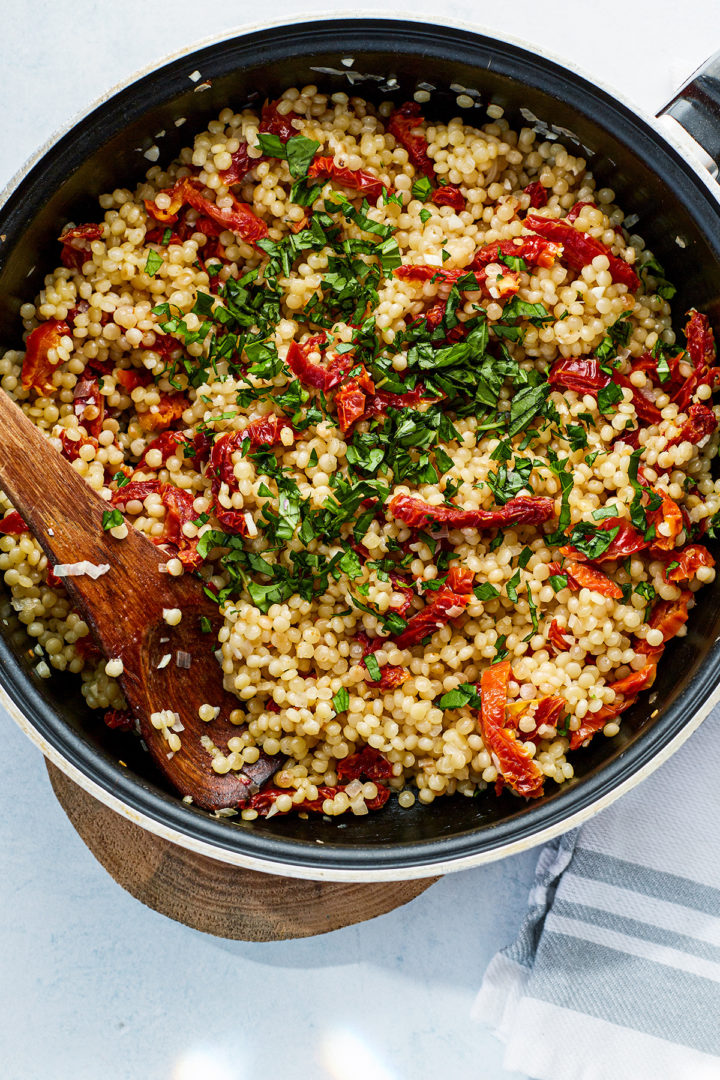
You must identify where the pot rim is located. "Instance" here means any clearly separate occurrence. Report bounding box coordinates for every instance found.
[2,14,719,882]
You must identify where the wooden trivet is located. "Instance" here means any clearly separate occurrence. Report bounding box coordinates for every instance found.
[46,762,438,940]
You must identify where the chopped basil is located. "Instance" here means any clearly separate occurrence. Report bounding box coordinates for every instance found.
[506,569,521,602]
[635,580,656,620]
[412,177,433,202]
[144,250,163,277]
[597,380,624,414]
[113,471,131,488]
[596,314,632,363]
[526,584,538,634]
[437,683,482,710]
[256,132,286,158]
[102,509,123,531]
[563,522,620,560]
[592,504,620,521]
[493,635,509,661]
[364,654,382,681]
[285,136,321,178]
[518,546,533,569]
[549,574,568,592]
[474,582,500,601]
[199,616,213,633]
[332,687,350,713]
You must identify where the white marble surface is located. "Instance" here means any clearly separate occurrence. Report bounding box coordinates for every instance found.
[1,3,719,1078]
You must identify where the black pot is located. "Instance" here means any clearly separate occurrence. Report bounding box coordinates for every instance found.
[2,18,720,880]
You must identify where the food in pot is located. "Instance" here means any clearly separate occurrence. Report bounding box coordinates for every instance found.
[1,86,718,817]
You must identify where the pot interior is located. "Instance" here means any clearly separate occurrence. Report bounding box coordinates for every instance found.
[2,19,720,874]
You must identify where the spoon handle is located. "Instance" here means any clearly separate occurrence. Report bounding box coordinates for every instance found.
[0,389,167,654]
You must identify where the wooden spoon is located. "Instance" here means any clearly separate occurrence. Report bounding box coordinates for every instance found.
[0,390,276,810]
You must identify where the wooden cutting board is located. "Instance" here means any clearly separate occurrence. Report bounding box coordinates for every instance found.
[46,762,438,940]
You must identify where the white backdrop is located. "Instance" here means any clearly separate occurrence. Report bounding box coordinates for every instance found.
[1,4,720,1080]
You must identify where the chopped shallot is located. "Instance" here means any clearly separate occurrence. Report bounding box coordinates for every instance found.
[53,561,110,579]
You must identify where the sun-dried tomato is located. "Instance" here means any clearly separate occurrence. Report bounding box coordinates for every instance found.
[547,619,573,654]
[307,156,388,200]
[161,484,202,569]
[446,565,475,593]
[635,590,692,652]
[479,660,545,798]
[668,310,718,411]
[686,308,716,379]
[145,227,183,246]
[0,510,27,535]
[534,696,566,730]
[73,374,104,438]
[611,373,662,425]
[523,181,548,208]
[647,489,683,551]
[661,543,715,583]
[104,708,134,732]
[245,782,390,816]
[667,402,717,447]
[213,507,252,537]
[21,320,70,396]
[395,262,519,300]
[244,414,295,448]
[364,384,436,418]
[565,201,594,223]
[393,573,473,649]
[335,366,375,432]
[569,698,635,750]
[58,223,102,270]
[74,635,103,664]
[366,664,410,690]
[111,479,162,506]
[548,357,609,394]
[387,102,434,176]
[389,492,555,531]
[525,213,640,292]
[58,430,98,463]
[145,178,268,245]
[259,98,299,143]
[138,431,189,469]
[337,747,393,781]
[432,184,466,211]
[137,393,186,432]
[472,236,562,270]
[562,559,623,599]
[561,518,648,563]
[115,367,153,393]
[192,430,212,465]
[285,337,352,392]
[219,141,255,186]
[394,265,465,284]
[607,657,661,698]
[549,357,660,424]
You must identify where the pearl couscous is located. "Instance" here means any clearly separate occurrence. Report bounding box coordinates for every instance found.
[1,88,718,818]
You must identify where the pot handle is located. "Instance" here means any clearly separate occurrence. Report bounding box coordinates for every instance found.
[658,51,720,176]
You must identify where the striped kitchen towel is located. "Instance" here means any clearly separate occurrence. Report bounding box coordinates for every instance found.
[474,704,720,1080]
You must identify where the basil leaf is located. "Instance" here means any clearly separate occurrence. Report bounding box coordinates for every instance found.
[412,177,433,202]
[333,687,350,713]
[597,381,624,414]
[474,582,499,601]
[364,654,382,682]
[102,509,124,531]
[285,136,321,179]
[144,250,163,277]
[506,569,521,602]
[256,132,286,158]
[549,574,568,592]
